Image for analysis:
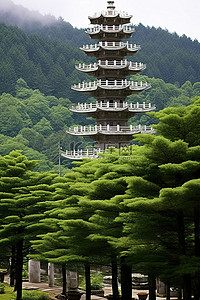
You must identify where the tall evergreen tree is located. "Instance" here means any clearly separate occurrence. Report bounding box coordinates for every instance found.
[0,150,58,300]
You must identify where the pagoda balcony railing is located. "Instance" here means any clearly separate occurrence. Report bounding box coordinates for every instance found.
[81,41,140,52]
[62,148,103,160]
[89,10,132,19]
[71,80,151,91]
[76,60,146,72]
[86,24,135,34]
[70,101,155,112]
[67,124,154,135]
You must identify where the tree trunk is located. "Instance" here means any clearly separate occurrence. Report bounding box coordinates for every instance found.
[10,245,16,287]
[193,207,200,300]
[193,273,200,300]
[194,207,200,257]
[166,281,171,300]
[148,274,156,300]
[120,257,132,300]
[62,264,67,295]
[177,211,186,255]
[176,211,191,300]
[85,262,91,300]
[112,259,119,300]
[15,239,23,300]
[178,287,182,300]
[183,274,191,300]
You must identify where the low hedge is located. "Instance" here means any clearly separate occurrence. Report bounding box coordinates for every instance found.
[11,289,51,300]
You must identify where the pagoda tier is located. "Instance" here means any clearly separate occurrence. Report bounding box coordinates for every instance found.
[70,101,155,114]
[89,2,132,26]
[71,80,151,97]
[63,1,155,160]
[81,42,140,59]
[86,24,134,40]
[67,124,154,136]
[76,60,146,77]
[69,103,155,125]
[89,12,132,26]
[61,149,103,160]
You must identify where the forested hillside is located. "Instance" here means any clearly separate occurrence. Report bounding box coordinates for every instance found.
[0,23,90,100]
[33,22,200,85]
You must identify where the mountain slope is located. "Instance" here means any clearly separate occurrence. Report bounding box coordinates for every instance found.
[0,23,90,100]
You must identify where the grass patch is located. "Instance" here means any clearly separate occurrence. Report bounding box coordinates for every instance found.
[11,289,52,300]
[0,283,14,300]
[0,284,52,300]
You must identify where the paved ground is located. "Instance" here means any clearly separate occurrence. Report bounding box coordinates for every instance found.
[21,281,152,299]
[5,276,164,299]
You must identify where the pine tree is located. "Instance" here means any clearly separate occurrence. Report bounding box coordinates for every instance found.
[0,150,58,300]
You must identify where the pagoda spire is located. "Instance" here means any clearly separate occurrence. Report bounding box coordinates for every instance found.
[107,1,116,10]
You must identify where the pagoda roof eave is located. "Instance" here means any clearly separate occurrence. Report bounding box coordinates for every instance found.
[88,12,132,20]
[80,43,140,55]
[80,47,100,52]
[66,125,155,136]
[69,107,156,114]
[75,65,98,73]
[71,85,151,93]
[66,130,140,136]
[87,30,134,37]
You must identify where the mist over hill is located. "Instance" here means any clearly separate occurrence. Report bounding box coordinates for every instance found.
[0,0,57,29]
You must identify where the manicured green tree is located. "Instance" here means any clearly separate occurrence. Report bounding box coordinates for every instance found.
[31,152,135,300]
[149,96,200,146]
[0,150,58,300]
[31,169,98,300]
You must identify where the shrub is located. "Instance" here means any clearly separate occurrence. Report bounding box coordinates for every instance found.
[0,283,5,294]
[12,289,51,299]
[91,273,103,290]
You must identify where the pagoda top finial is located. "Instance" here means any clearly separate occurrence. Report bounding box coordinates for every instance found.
[107,1,115,10]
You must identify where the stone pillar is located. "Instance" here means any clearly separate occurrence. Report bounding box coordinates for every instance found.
[156,279,166,296]
[28,260,40,283]
[66,270,79,291]
[48,263,54,287]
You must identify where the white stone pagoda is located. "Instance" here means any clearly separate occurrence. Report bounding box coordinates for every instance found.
[62,1,155,160]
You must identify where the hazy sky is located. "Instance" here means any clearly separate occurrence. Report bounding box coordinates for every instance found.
[11,0,200,42]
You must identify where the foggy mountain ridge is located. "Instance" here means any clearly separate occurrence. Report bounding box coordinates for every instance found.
[0,0,58,29]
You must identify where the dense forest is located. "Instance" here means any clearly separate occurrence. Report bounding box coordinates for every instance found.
[0,1,200,172]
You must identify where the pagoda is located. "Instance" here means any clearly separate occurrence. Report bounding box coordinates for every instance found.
[62,1,155,160]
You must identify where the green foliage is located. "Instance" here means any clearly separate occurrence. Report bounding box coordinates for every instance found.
[90,273,103,290]
[0,80,76,171]
[11,290,51,300]
[79,272,103,290]
[0,283,5,294]
[0,283,14,300]
[149,96,200,146]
